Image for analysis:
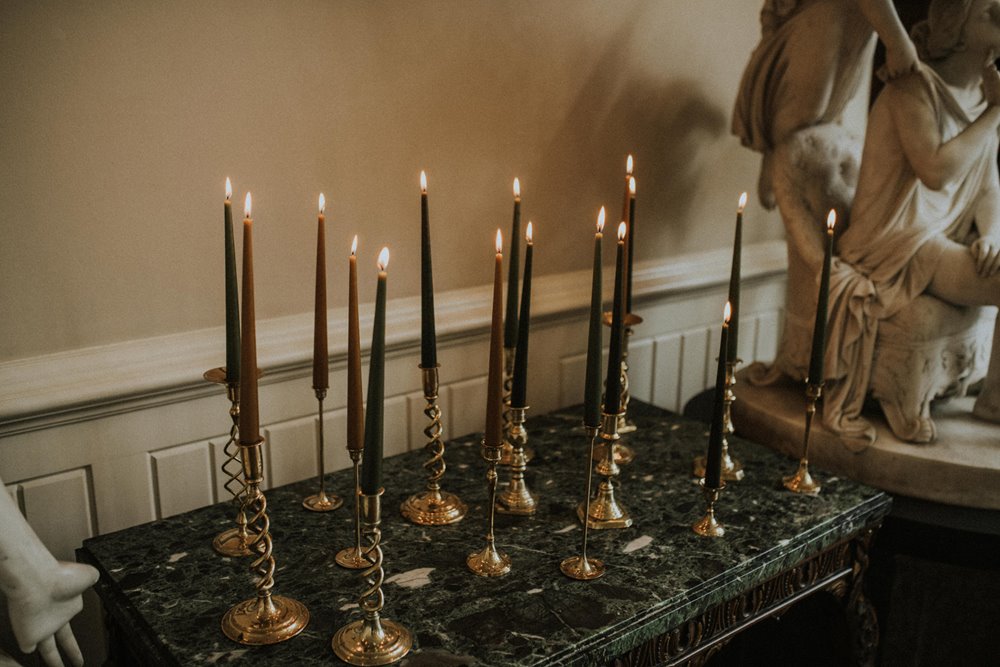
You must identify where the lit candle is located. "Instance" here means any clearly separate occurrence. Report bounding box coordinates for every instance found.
[583,208,605,429]
[485,230,505,448]
[620,154,633,230]
[419,171,437,368]
[625,176,636,313]
[361,247,390,495]
[808,211,836,385]
[239,192,260,444]
[312,193,329,393]
[603,222,627,415]
[347,236,363,453]
[705,302,731,489]
[726,192,747,363]
[504,178,521,350]
[510,222,534,408]
[223,177,240,384]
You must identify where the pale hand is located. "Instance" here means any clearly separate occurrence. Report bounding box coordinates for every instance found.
[882,40,919,80]
[981,63,1000,107]
[971,236,1000,277]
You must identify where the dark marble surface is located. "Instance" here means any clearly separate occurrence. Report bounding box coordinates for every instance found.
[79,401,890,666]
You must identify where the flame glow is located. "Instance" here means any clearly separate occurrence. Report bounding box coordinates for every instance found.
[597,206,606,233]
[617,221,627,241]
[626,154,633,176]
[629,177,636,196]
[351,235,358,256]
[378,246,390,271]
[513,178,520,199]
[827,209,837,230]
[244,192,252,218]
[420,170,427,193]
[496,229,503,254]
[526,221,533,243]
[225,177,232,200]
[724,301,732,323]
[738,192,748,212]
[318,193,325,215]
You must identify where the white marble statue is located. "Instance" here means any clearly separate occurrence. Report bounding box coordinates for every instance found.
[0,476,98,667]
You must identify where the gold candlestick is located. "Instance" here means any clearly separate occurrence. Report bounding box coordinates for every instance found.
[336,449,368,569]
[560,425,606,580]
[332,490,413,666]
[303,390,344,512]
[692,478,726,537]
[401,365,467,525]
[222,436,309,645]
[693,360,745,481]
[496,405,537,515]
[578,411,632,529]
[783,382,823,496]
[204,367,253,558]
[597,313,641,466]
[500,348,534,466]
[467,438,512,576]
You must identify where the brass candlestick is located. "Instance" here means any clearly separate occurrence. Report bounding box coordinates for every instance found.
[303,389,343,512]
[560,425,606,580]
[332,490,413,666]
[500,348,533,466]
[204,367,253,558]
[401,365,467,525]
[578,411,632,529]
[336,449,368,569]
[597,313,641,466]
[222,436,309,645]
[467,438,512,576]
[496,405,537,515]
[693,360,745,482]
[783,382,823,496]
[692,478,726,537]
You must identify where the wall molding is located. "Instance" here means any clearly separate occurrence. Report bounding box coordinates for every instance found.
[0,241,786,435]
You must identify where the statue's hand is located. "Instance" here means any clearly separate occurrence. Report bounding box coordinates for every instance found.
[971,237,1000,277]
[883,40,919,81]
[982,63,1000,107]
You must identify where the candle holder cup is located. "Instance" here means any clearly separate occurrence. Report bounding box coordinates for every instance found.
[496,404,537,515]
[336,448,369,569]
[401,365,467,525]
[332,489,413,666]
[222,436,309,645]
[500,348,534,466]
[692,478,726,537]
[693,360,745,482]
[783,382,824,496]
[467,438,512,576]
[302,389,344,512]
[578,411,632,530]
[560,425,606,580]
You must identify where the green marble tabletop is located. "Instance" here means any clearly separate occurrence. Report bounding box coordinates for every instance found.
[78,401,891,666]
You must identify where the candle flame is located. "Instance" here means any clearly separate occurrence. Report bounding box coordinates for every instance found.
[378,246,390,271]
[629,176,636,196]
[597,206,606,233]
[526,221,533,243]
[351,235,358,256]
[724,301,732,323]
[495,229,503,254]
[617,221,627,241]
[738,192,748,212]
[318,193,325,215]
[827,209,837,230]
[626,154,633,176]
[244,192,252,218]
[225,177,232,200]
[420,170,427,193]
[513,177,520,199]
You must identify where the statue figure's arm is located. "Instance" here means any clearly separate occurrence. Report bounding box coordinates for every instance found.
[854,0,918,79]
[887,64,1000,191]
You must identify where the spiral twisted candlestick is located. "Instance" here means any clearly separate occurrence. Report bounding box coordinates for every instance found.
[401,366,467,525]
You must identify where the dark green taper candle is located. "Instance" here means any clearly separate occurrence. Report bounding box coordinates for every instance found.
[807,211,835,385]
[504,178,521,349]
[224,178,240,384]
[705,304,731,489]
[361,247,389,495]
[420,171,437,368]
[604,223,627,415]
[584,208,605,429]
[726,192,747,363]
[625,176,636,314]
[510,223,534,408]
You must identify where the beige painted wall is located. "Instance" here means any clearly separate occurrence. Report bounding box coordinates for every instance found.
[0,0,778,363]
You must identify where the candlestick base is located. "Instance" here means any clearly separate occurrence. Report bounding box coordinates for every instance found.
[222,593,309,646]
[577,483,632,530]
[692,479,726,537]
[212,527,254,558]
[302,489,343,513]
[466,540,512,577]
[783,459,821,496]
[332,617,413,667]
[400,489,467,525]
[559,555,606,581]
[335,545,369,570]
[495,483,537,515]
[692,452,744,482]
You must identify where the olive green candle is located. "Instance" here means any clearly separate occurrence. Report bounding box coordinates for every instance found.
[625,176,636,314]
[238,193,260,444]
[420,171,437,368]
[510,223,534,409]
[705,304,731,489]
[726,193,747,363]
[808,211,836,385]
[604,223,627,415]
[503,178,521,349]
[224,178,240,384]
[361,248,389,495]
[584,208,605,429]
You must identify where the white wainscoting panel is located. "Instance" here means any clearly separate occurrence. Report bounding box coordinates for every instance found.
[266,416,320,490]
[652,333,683,413]
[321,407,353,474]
[628,338,654,404]
[679,327,711,411]
[447,376,488,441]
[20,468,94,561]
[149,441,214,519]
[558,353,587,410]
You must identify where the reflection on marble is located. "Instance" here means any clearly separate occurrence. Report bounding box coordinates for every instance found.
[79,401,890,665]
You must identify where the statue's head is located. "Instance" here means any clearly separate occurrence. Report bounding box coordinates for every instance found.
[912,0,1000,61]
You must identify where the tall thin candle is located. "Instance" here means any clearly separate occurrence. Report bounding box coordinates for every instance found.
[705,303,731,489]
[625,176,636,313]
[620,154,633,230]
[347,236,363,453]
[419,171,437,368]
[238,193,260,444]
[361,247,389,495]
[604,222,627,415]
[727,192,747,362]
[485,230,505,448]
[808,211,836,385]
[510,223,534,408]
[224,178,240,384]
[312,194,329,392]
[583,208,605,428]
[504,178,521,350]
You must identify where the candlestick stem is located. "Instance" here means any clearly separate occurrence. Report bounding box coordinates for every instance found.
[692,359,745,481]
[401,366,467,525]
[303,391,343,512]
[496,405,537,515]
[222,437,309,645]
[578,412,632,529]
[692,478,726,537]
[783,383,823,496]
[467,439,511,576]
[560,425,606,580]
[332,491,413,665]
[336,451,368,569]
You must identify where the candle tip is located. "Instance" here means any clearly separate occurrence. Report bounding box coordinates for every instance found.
[597,206,606,233]
[420,170,427,193]
[738,192,748,212]
[318,193,325,214]
[351,235,358,256]
[629,176,636,196]
[617,221,627,241]
[827,209,837,230]
[378,246,390,271]
[526,221,533,243]
[225,177,232,200]
[724,301,732,323]
[513,177,520,199]
[626,154,634,175]
[496,229,503,254]
[244,192,252,218]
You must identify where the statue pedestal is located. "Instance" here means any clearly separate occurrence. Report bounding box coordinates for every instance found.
[733,371,1000,510]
